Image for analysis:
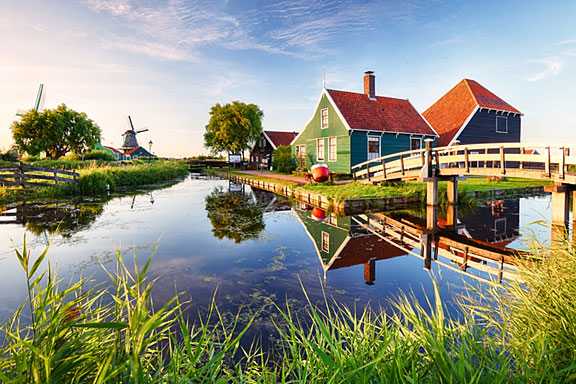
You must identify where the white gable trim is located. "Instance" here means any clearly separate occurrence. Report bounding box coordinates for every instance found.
[262,131,277,150]
[290,88,352,145]
[447,105,480,146]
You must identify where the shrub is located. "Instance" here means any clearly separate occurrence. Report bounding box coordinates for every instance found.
[82,149,116,161]
[273,145,296,174]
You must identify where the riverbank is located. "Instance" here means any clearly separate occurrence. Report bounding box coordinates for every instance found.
[0,159,189,204]
[2,235,575,382]
[211,168,550,212]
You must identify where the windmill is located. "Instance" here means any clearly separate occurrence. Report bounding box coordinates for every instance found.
[16,84,46,116]
[122,116,149,152]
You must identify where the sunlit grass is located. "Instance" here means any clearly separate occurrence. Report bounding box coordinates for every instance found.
[3,231,576,382]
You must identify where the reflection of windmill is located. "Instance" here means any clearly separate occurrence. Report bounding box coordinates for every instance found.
[122,116,148,152]
[16,84,46,116]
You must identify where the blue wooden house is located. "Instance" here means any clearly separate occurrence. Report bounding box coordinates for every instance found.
[423,79,522,147]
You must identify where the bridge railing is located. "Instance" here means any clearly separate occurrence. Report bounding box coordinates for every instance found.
[351,143,576,182]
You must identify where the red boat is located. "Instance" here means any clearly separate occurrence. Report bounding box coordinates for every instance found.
[310,163,330,182]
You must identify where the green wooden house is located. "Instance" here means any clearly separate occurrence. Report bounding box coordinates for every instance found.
[293,205,406,284]
[291,71,438,173]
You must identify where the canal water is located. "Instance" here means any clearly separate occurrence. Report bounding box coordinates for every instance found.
[0,175,557,338]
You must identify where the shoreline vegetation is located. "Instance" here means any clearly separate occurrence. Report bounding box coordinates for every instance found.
[209,168,551,206]
[0,159,189,204]
[2,234,576,382]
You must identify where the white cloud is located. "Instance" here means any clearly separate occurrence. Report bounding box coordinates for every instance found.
[526,57,565,82]
[428,37,461,48]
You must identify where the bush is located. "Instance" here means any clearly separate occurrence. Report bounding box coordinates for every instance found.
[0,150,18,162]
[82,149,116,161]
[273,145,296,174]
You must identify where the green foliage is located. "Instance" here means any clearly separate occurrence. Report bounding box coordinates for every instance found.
[82,149,116,161]
[272,145,295,174]
[204,101,263,155]
[3,234,576,382]
[11,104,101,159]
[204,186,265,243]
[0,150,18,162]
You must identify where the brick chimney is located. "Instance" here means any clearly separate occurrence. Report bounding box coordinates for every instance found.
[363,71,375,99]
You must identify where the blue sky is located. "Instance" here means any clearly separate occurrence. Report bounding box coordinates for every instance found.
[1,0,575,157]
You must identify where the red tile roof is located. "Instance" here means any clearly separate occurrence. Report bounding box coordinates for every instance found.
[264,130,297,148]
[329,235,406,270]
[326,89,437,136]
[423,79,521,147]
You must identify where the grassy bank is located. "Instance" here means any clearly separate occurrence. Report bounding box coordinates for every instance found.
[2,235,576,382]
[0,160,189,203]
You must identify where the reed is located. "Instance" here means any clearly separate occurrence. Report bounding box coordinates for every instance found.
[3,232,576,382]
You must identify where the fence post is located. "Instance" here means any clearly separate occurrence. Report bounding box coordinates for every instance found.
[400,154,405,176]
[545,147,551,177]
[54,169,59,186]
[367,163,371,182]
[382,158,387,179]
[520,147,524,169]
[18,161,23,188]
[560,147,565,180]
[464,147,469,173]
[500,146,506,175]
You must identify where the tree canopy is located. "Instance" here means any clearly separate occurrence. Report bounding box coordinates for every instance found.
[204,101,263,156]
[11,104,101,159]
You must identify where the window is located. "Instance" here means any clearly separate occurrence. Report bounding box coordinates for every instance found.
[328,213,338,225]
[317,138,325,161]
[321,108,328,129]
[368,136,380,161]
[328,137,337,161]
[297,144,306,168]
[494,218,507,236]
[260,137,266,148]
[410,138,421,151]
[496,116,508,133]
[321,231,330,252]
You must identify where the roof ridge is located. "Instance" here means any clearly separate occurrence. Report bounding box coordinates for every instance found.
[462,79,478,105]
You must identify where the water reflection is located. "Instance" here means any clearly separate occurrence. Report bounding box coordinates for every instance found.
[290,196,524,286]
[204,185,265,243]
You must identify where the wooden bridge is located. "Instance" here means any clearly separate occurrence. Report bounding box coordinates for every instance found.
[351,141,576,228]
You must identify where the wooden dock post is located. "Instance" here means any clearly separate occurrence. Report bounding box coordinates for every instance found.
[446,177,458,205]
[545,184,570,228]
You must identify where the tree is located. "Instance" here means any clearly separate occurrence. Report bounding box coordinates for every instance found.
[205,187,265,243]
[204,101,263,158]
[11,104,101,159]
[272,145,296,174]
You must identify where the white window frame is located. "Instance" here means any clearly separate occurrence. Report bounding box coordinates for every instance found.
[367,136,380,161]
[321,231,330,252]
[494,217,507,236]
[328,136,337,162]
[316,138,325,162]
[328,213,338,226]
[321,108,328,129]
[496,116,508,133]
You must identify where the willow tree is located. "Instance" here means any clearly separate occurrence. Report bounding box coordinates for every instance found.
[204,101,263,159]
[11,104,101,159]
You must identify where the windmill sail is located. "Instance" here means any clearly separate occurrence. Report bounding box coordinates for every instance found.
[16,84,46,116]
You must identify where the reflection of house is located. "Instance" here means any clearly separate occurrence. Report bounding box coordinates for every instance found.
[458,199,520,245]
[293,207,406,284]
[423,79,522,147]
[250,131,297,170]
[291,71,437,173]
[251,188,292,213]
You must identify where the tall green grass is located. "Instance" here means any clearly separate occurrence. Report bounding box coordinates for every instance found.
[3,233,576,382]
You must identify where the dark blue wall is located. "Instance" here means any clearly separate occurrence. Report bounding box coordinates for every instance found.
[456,109,521,145]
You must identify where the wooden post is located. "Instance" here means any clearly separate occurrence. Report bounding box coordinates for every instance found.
[54,170,58,186]
[545,146,551,177]
[426,179,438,206]
[500,146,506,175]
[367,163,371,181]
[520,147,524,169]
[446,177,458,205]
[400,155,405,176]
[353,170,357,182]
[382,158,387,179]
[18,161,23,188]
[464,147,469,173]
[560,147,565,180]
